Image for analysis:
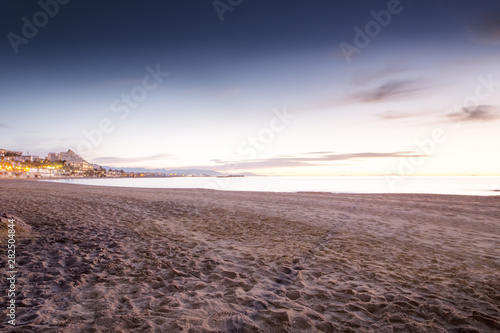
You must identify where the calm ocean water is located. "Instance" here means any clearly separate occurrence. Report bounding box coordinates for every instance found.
[44,176,500,196]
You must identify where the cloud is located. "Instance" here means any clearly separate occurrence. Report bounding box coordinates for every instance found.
[300,151,425,162]
[211,151,425,170]
[466,11,500,44]
[447,105,500,122]
[350,66,415,86]
[91,153,172,165]
[375,111,414,120]
[352,80,421,103]
[293,77,427,113]
[0,123,10,128]
[304,151,334,155]
[214,159,314,170]
[374,109,436,122]
[294,80,423,113]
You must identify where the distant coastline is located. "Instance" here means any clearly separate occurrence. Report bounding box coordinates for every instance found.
[1,147,253,179]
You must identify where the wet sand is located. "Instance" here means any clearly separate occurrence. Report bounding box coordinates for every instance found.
[0,179,499,332]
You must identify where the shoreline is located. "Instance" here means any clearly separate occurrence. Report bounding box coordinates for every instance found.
[0,179,499,332]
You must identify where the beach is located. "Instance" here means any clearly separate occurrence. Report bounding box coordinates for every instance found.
[0,179,499,332]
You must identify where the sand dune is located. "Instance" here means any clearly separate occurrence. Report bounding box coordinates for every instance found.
[0,179,499,332]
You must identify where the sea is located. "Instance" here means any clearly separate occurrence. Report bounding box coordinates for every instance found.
[43,176,500,196]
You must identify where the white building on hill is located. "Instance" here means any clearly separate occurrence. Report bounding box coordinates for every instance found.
[47,152,60,161]
[59,149,93,171]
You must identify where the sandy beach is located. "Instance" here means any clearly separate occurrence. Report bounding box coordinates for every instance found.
[0,179,499,332]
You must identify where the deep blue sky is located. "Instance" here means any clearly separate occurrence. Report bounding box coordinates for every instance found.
[1,0,499,175]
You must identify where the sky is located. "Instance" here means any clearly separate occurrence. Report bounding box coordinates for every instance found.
[1,0,499,176]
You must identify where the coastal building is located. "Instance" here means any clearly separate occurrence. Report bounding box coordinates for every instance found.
[68,161,93,171]
[1,148,96,178]
[20,155,40,163]
[59,149,93,171]
[27,167,63,178]
[0,149,23,157]
[47,152,60,161]
[59,149,84,163]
